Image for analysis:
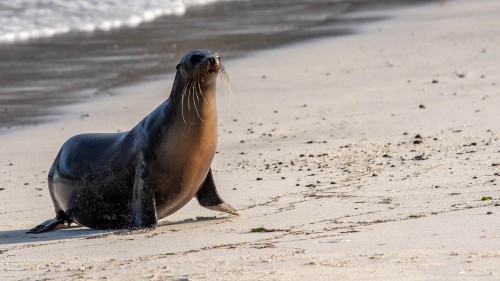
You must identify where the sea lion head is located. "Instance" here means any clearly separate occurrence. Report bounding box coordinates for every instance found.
[176,49,222,84]
[173,49,230,124]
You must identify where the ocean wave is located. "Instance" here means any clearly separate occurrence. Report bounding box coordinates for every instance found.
[0,0,231,43]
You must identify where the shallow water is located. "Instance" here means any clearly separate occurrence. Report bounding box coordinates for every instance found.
[0,0,225,43]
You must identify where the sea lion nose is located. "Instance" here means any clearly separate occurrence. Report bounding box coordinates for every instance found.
[208,57,216,65]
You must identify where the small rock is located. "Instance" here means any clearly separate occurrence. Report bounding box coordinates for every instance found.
[413,155,427,160]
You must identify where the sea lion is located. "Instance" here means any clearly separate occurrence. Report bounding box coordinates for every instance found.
[28,49,238,234]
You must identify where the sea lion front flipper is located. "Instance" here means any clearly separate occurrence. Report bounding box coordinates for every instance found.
[196,168,239,216]
[26,217,70,234]
[129,155,157,229]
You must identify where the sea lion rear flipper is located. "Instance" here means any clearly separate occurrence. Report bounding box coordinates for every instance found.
[26,217,71,234]
[196,168,239,216]
[129,155,158,229]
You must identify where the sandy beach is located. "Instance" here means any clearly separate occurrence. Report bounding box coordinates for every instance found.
[1,0,499,280]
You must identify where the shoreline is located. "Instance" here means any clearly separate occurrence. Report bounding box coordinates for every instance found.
[0,0,433,132]
[1,0,499,280]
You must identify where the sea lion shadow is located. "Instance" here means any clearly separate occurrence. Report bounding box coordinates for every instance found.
[158,215,226,227]
[0,216,227,245]
[0,227,115,245]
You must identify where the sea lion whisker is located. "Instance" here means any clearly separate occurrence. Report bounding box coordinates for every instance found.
[200,89,209,104]
[191,80,196,105]
[219,66,233,105]
[196,75,208,104]
[181,84,188,125]
[220,66,231,92]
[190,76,204,121]
[187,80,193,112]
[193,91,204,122]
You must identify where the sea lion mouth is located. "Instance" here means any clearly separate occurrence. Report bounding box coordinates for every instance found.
[206,66,219,75]
[204,57,220,76]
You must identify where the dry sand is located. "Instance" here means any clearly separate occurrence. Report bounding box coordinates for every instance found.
[1,0,499,280]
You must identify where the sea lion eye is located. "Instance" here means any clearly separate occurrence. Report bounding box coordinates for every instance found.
[189,54,203,65]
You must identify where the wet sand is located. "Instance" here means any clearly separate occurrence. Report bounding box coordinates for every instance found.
[1,0,499,280]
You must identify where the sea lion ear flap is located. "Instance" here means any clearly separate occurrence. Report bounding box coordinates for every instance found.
[176,64,181,70]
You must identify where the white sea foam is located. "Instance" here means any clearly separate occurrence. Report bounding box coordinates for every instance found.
[0,0,234,43]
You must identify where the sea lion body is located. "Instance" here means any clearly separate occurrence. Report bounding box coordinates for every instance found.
[28,49,237,233]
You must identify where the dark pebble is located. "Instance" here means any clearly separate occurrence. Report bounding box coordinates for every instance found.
[487,212,493,215]
[419,104,426,109]
[256,178,263,181]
